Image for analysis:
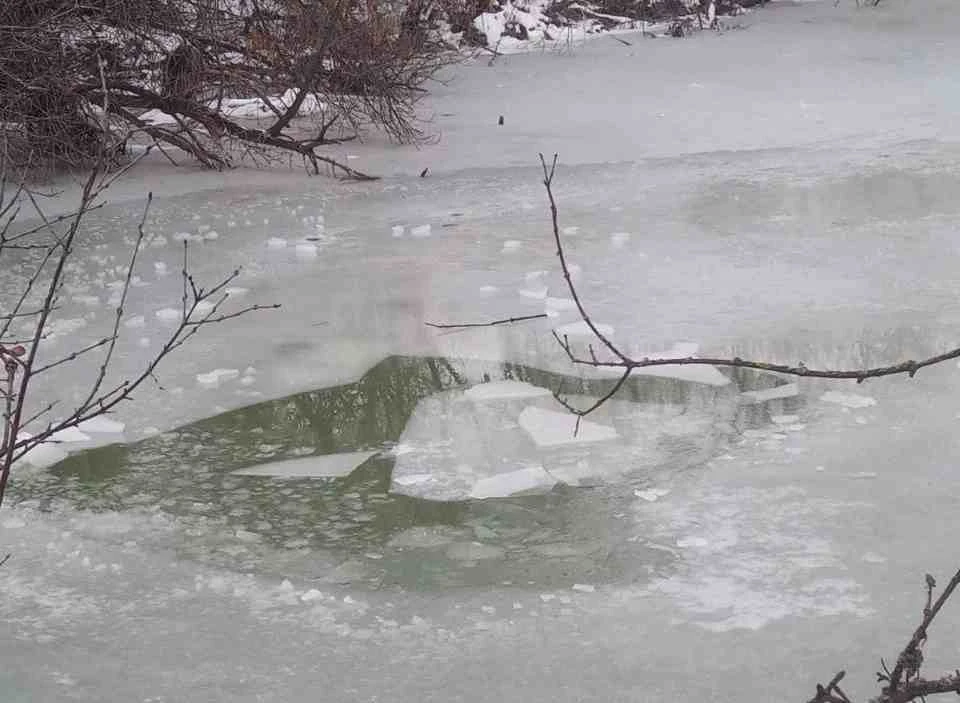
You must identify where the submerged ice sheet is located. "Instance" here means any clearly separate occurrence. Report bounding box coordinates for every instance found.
[231,451,378,478]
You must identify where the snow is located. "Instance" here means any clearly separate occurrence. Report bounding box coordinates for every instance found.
[230,451,377,478]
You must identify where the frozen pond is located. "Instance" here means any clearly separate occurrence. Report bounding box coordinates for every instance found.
[6,1,960,701]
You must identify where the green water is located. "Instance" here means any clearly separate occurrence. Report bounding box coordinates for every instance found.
[11,356,796,589]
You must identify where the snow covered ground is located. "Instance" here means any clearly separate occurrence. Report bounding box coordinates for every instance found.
[6,0,960,700]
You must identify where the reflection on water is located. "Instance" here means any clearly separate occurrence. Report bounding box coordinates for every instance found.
[12,356,796,589]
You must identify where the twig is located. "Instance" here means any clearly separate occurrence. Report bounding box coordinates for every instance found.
[425,313,548,329]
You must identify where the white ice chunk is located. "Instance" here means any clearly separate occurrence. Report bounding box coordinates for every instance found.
[634,487,671,502]
[410,224,432,238]
[740,383,799,403]
[820,391,877,409]
[78,416,125,434]
[295,242,318,259]
[501,240,521,252]
[464,380,552,402]
[518,407,618,447]
[266,237,288,249]
[518,287,548,300]
[50,427,91,443]
[196,368,240,388]
[676,536,710,548]
[391,225,405,238]
[562,226,579,235]
[153,261,168,275]
[469,465,557,499]
[479,285,499,294]
[155,308,181,323]
[231,451,376,478]
[571,583,596,593]
[123,315,145,329]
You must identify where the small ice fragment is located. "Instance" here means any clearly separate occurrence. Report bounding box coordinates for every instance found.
[391,225,405,238]
[849,471,878,479]
[525,271,547,283]
[479,285,499,294]
[676,536,709,548]
[155,308,181,323]
[501,240,521,252]
[481,605,496,615]
[862,552,887,563]
[73,294,100,307]
[138,337,151,348]
[123,315,145,329]
[193,300,215,316]
[153,261,168,275]
[571,583,595,593]
[815,465,826,472]
[240,376,256,386]
[196,368,241,388]
[610,232,630,248]
[295,242,318,259]
[225,287,248,297]
[854,417,868,425]
[634,488,670,502]
[539,593,556,602]
[562,226,579,235]
[266,237,287,249]
[410,224,431,238]
[172,232,193,242]
[204,230,219,240]
[771,415,799,425]
[78,416,125,434]
[821,391,877,409]
[300,589,325,602]
[518,287,548,300]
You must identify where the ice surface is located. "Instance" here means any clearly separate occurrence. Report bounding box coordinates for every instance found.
[518,407,618,447]
[230,451,377,478]
[196,368,240,388]
[8,1,960,699]
[78,416,125,434]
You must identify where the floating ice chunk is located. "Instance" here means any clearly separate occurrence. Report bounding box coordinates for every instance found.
[479,285,499,294]
[266,237,288,249]
[464,380,551,402]
[740,383,799,403]
[862,552,887,563]
[848,471,878,479]
[518,287,548,300]
[391,225,405,238]
[410,224,431,238]
[196,368,240,388]
[300,589,325,602]
[231,450,376,478]
[610,232,630,248]
[123,315,145,329]
[155,308,181,323]
[204,230,219,241]
[225,287,248,297]
[138,337,151,348]
[469,466,556,499]
[518,407,618,447]
[821,391,876,409]
[571,583,595,593]
[193,300,215,317]
[554,320,614,337]
[50,427,91,443]
[393,473,432,486]
[295,242,318,259]
[545,297,577,312]
[79,416,125,434]
[676,536,709,548]
[501,240,521,252]
[446,542,505,561]
[634,487,671,502]
[73,294,100,307]
[172,232,195,242]
[153,261,168,276]
[562,226,579,236]
[525,271,547,283]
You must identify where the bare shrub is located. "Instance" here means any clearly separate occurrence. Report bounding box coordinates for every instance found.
[0,0,455,178]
